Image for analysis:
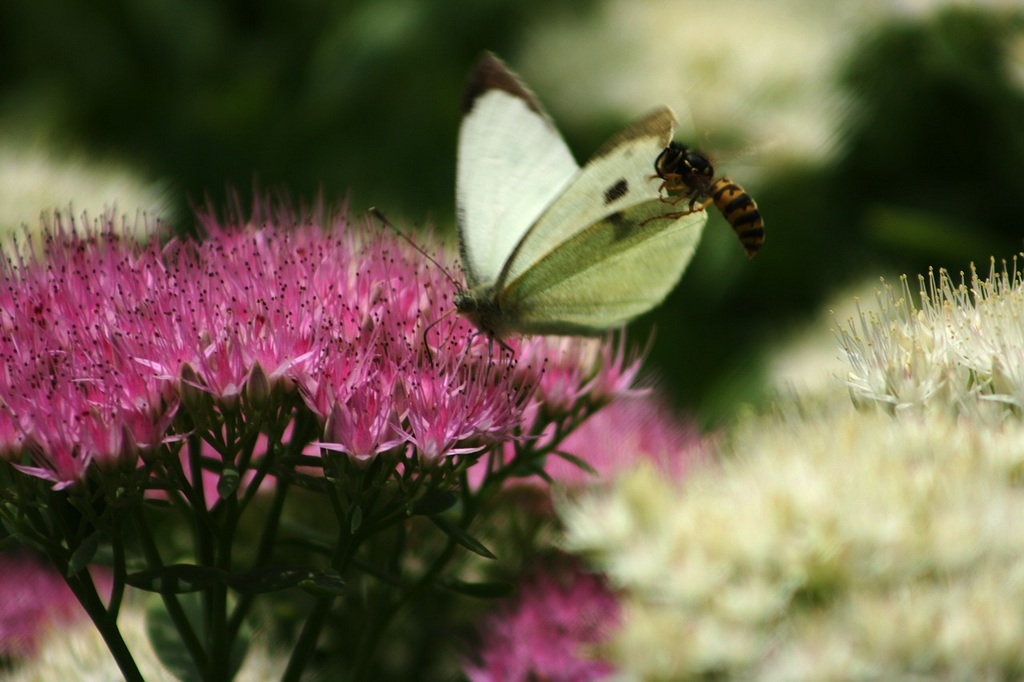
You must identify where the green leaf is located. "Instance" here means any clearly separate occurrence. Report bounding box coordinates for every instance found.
[410,490,457,516]
[298,570,346,597]
[350,505,363,534]
[531,465,554,484]
[145,594,249,681]
[68,531,102,576]
[276,536,334,557]
[507,456,551,481]
[227,566,318,594]
[278,469,329,492]
[146,597,201,682]
[287,454,326,469]
[127,564,228,593]
[364,452,385,481]
[1,524,46,553]
[217,468,240,499]
[439,577,515,599]
[429,515,496,559]
[276,518,336,555]
[552,450,600,477]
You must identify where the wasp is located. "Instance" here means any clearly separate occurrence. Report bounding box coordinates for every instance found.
[653,142,764,258]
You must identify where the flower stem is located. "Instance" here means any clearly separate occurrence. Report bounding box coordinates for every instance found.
[135,508,208,671]
[62,562,144,682]
[281,596,334,682]
[108,515,127,620]
[282,474,366,682]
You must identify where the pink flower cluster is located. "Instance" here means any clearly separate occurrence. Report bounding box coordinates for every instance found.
[465,560,620,682]
[0,552,110,658]
[0,205,642,489]
[0,223,177,487]
[551,394,709,486]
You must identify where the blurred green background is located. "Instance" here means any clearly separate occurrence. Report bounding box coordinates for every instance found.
[2,0,1023,424]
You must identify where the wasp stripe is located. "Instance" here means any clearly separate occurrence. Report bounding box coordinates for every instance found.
[711,178,764,258]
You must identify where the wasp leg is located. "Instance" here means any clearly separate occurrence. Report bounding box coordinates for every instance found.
[691,196,713,212]
[640,197,713,225]
[649,173,692,205]
[658,191,693,207]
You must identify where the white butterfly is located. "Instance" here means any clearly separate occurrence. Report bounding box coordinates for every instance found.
[454,52,707,341]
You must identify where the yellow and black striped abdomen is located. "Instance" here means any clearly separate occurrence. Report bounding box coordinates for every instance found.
[710,178,764,258]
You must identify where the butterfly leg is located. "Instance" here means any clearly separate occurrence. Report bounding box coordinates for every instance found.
[485,335,515,361]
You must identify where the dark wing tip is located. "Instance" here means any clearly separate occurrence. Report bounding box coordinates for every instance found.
[587,106,677,162]
[461,51,546,117]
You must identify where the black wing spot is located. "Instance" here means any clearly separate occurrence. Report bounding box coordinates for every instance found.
[603,179,629,205]
[605,211,631,241]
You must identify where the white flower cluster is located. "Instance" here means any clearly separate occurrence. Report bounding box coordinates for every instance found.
[522,1,843,170]
[0,137,168,241]
[561,407,1024,680]
[8,606,285,682]
[837,261,1024,418]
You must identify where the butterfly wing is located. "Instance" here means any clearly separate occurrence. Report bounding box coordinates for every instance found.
[456,52,579,288]
[496,106,677,290]
[496,200,707,335]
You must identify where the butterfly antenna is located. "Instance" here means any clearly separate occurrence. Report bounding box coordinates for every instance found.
[422,307,457,365]
[368,207,463,290]
[368,207,467,367]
